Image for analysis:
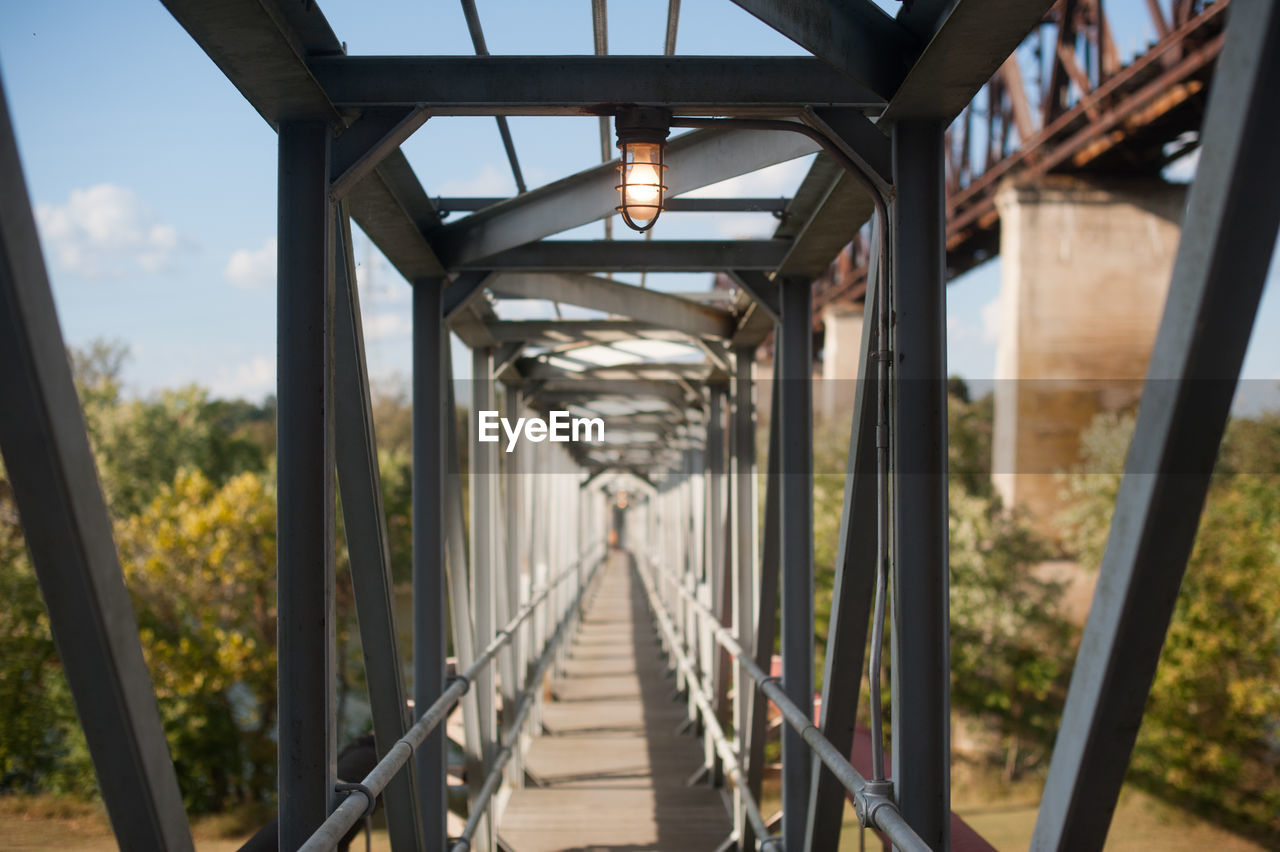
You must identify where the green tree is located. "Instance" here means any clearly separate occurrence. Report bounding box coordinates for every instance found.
[1059,411,1280,838]
[114,468,279,811]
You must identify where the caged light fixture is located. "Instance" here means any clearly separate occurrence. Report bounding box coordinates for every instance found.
[614,107,671,232]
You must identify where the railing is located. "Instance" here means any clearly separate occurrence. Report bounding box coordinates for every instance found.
[638,557,930,852]
[299,546,605,852]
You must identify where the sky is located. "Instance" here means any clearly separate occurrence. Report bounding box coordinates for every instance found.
[1,0,1277,410]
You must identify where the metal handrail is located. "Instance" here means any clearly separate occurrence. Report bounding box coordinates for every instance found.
[645,558,931,852]
[450,555,605,851]
[298,546,603,852]
[634,563,778,849]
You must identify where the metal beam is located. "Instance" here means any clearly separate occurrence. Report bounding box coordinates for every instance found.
[730,345,759,845]
[891,119,949,851]
[805,241,881,852]
[487,319,686,344]
[777,276,814,852]
[330,107,430,200]
[1032,1,1280,848]
[458,240,790,273]
[276,119,336,851]
[470,346,499,852]
[436,128,817,268]
[0,78,193,852]
[728,270,780,323]
[413,278,449,850]
[333,210,423,851]
[489,272,735,339]
[438,196,793,215]
[743,376,781,852]
[310,55,884,114]
[881,0,1057,123]
[159,0,447,283]
[443,271,492,321]
[723,0,917,99]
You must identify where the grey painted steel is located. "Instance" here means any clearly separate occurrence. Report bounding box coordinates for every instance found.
[890,120,950,851]
[730,346,759,844]
[159,0,447,284]
[706,384,732,789]
[0,80,194,852]
[637,562,774,848]
[442,271,492,321]
[442,341,486,821]
[743,377,781,852]
[310,55,884,113]
[503,386,526,791]
[437,128,816,268]
[881,0,1056,122]
[728,270,780,323]
[487,319,689,344]
[276,120,337,852]
[650,559,930,852]
[437,196,793,214]
[1032,2,1280,848]
[470,346,499,852]
[330,106,431,200]
[488,272,735,339]
[450,556,605,852]
[333,210,424,852]
[777,276,815,852]
[301,553,593,852]
[458,240,790,273]
[805,244,882,852]
[413,279,450,850]
[723,0,917,98]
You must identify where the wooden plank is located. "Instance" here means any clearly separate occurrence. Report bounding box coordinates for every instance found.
[500,553,732,851]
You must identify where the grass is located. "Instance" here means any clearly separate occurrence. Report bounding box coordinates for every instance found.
[1,782,1270,851]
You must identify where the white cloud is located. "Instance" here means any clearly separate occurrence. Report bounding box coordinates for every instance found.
[980,295,1002,345]
[208,356,275,401]
[36,183,192,278]
[362,311,412,341]
[224,237,277,290]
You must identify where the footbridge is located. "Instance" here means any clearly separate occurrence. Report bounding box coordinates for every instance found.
[0,1,1277,851]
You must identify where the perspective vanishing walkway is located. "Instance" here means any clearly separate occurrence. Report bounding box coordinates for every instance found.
[500,550,732,851]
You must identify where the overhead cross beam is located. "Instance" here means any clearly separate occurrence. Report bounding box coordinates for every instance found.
[725,0,918,98]
[458,240,790,273]
[436,128,818,269]
[310,56,885,114]
[489,272,735,339]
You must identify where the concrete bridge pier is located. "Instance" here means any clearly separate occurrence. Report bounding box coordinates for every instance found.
[992,176,1186,534]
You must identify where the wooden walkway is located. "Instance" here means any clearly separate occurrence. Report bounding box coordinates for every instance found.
[500,551,732,852]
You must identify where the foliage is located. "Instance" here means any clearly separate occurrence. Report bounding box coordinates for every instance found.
[114,469,279,811]
[1058,410,1280,838]
[810,383,1074,779]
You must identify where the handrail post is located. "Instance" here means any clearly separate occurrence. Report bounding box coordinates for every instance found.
[470,345,499,851]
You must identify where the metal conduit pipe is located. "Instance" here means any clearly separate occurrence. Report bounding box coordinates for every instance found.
[646,559,931,852]
[635,562,776,849]
[297,548,603,852]
[450,555,606,852]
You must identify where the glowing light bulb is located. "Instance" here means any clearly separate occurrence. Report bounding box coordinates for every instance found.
[626,163,661,204]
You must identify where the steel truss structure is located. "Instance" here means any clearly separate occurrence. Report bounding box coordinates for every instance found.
[1,0,1277,851]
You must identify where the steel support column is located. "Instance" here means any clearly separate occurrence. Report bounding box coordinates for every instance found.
[470,346,499,852]
[891,119,950,851]
[707,384,730,785]
[778,271,814,852]
[806,238,884,851]
[0,79,193,852]
[413,278,449,850]
[333,209,423,851]
[743,376,781,852]
[276,119,337,852]
[1032,1,1280,847]
[731,345,759,843]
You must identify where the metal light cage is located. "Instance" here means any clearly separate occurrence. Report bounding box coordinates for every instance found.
[615,107,671,232]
